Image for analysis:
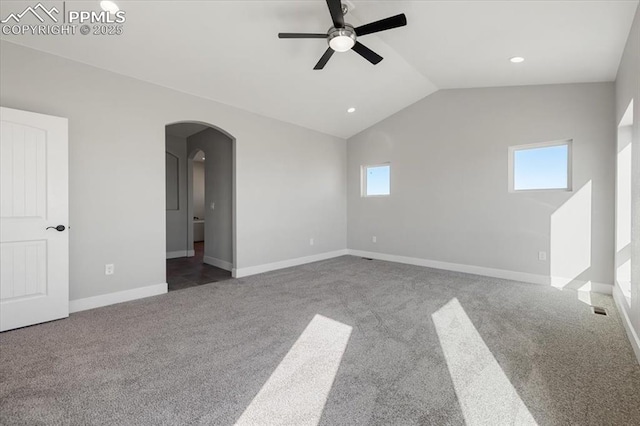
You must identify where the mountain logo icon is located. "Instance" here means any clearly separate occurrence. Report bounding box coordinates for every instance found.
[1,3,59,24]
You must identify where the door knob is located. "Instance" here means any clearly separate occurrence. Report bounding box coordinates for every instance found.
[46,225,66,232]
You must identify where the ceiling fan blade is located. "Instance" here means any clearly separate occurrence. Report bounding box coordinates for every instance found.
[278,33,327,39]
[352,42,383,65]
[314,47,335,70]
[355,13,407,37]
[326,0,345,28]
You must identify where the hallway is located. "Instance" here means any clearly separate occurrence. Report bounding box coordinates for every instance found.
[166,242,232,291]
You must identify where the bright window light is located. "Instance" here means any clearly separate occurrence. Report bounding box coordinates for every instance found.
[550,181,592,289]
[363,164,390,197]
[616,99,633,306]
[509,140,571,192]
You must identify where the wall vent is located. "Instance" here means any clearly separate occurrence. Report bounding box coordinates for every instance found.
[592,306,608,316]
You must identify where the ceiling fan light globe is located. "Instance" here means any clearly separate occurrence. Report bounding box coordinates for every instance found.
[100,1,119,13]
[330,35,355,52]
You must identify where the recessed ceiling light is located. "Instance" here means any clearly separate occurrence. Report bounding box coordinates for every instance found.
[100,1,119,13]
[347,107,356,113]
[510,56,525,63]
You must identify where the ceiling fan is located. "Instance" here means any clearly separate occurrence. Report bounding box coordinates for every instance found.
[278,0,407,70]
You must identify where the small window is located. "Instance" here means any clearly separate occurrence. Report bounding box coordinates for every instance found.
[362,164,390,197]
[509,140,572,192]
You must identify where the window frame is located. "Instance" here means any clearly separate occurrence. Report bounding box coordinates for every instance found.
[508,139,573,193]
[361,163,391,197]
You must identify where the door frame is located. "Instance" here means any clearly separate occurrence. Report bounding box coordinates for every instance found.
[187,149,205,255]
[165,121,237,276]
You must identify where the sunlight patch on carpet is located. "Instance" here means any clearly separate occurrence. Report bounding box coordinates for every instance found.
[432,298,538,426]
[235,314,352,426]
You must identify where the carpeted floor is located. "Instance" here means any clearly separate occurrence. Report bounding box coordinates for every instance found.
[1,256,639,425]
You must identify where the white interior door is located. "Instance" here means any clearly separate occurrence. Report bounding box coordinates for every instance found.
[0,107,69,332]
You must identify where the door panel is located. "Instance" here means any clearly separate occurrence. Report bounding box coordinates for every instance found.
[0,240,47,300]
[0,107,68,332]
[0,123,47,219]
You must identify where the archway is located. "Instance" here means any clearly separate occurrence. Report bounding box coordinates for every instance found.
[165,121,236,291]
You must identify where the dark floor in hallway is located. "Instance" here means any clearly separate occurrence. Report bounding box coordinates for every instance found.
[166,242,231,291]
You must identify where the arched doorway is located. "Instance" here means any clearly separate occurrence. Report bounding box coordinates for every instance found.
[165,121,236,291]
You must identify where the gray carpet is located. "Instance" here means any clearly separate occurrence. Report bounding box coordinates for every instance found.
[1,256,639,425]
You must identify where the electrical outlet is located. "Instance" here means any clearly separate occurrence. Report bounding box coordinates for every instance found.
[105,264,115,275]
[372,236,377,243]
[310,238,314,246]
[538,251,547,261]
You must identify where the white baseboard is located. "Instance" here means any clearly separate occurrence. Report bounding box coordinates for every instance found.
[69,283,168,313]
[613,283,640,364]
[234,249,348,278]
[347,249,612,295]
[565,280,613,295]
[203,255,233,272]
[167,250,195,259]
[167,250,188,259]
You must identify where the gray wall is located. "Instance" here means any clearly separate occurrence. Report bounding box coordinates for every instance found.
[615,6,640,347]
[165,133,189,253]
[193,160,205,220]
[348,83,615,287]
[187,128,233,265]
[165,153,179,211]
[0,41,347,301]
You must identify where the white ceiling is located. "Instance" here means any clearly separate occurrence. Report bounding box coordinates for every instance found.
[1,0,637,138]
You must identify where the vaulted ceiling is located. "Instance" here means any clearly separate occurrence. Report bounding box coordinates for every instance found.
[1,0,637,138]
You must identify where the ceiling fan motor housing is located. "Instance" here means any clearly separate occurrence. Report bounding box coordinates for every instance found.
[328,24,356,52]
